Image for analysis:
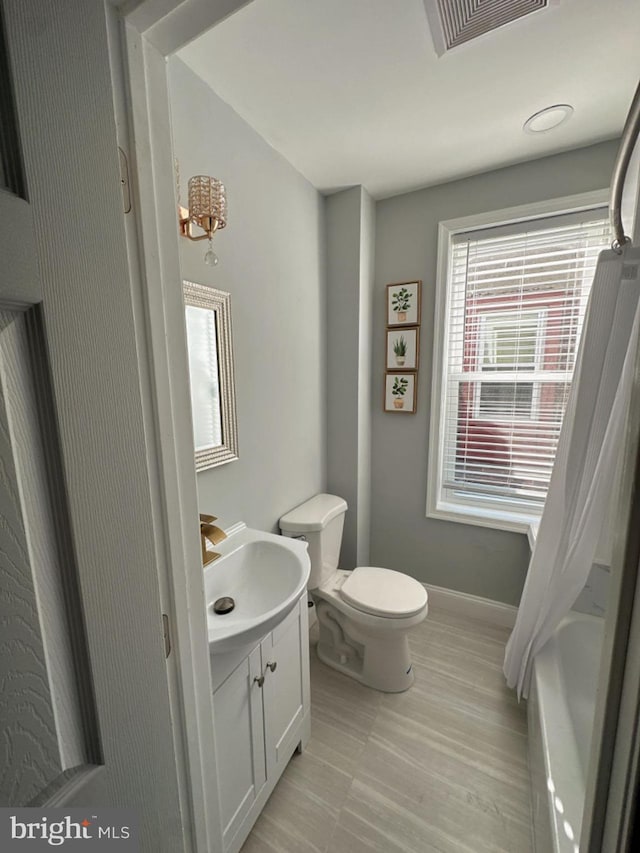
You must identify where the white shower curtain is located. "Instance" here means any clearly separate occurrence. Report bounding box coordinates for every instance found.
[504,246,640,698]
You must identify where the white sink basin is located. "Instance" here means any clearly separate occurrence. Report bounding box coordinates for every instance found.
[204,524,310,654]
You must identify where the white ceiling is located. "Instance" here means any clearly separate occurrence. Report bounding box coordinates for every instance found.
[178,0,640,200]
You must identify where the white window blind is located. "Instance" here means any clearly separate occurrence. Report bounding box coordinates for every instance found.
[439,209,609,516]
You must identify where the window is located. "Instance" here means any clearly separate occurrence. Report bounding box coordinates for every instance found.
[427,194,610,531]
[475,310,544,420]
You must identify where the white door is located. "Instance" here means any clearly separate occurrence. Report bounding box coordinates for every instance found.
[212,647,266,850]
[262,599,310,780]
[0,1,186,848]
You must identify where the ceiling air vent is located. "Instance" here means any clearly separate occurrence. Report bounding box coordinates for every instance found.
[424,0,549,55]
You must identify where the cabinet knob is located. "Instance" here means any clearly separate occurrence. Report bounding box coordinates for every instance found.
[266,661,277,673]
[253,675,265,688]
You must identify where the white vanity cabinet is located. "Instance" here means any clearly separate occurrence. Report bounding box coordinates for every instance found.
[210,593,311,853]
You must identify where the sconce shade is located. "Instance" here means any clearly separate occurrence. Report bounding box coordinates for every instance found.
[188,175,227,232]
[178,174,228,264]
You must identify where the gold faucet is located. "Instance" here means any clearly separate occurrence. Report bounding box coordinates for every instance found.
[200,513,227,566]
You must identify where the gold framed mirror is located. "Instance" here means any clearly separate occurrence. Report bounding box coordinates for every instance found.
[183,280,238,470]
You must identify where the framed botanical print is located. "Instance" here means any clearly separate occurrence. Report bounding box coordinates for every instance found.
[387,280,421,327]
[386,326,419,371]
[384,372,417,413]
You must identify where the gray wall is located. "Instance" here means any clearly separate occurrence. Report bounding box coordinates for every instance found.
[325,187,375,567]
[168,58,326,532]
[357,189,376,565]
[167,62,618,606]
[325,189,361,565]
[370,140,619,605]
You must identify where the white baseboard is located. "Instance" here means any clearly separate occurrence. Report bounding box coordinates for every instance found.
[425,583,517,629]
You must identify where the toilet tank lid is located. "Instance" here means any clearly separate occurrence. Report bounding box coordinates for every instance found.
[279,494,347,533]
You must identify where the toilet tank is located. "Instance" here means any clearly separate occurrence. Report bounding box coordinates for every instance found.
[279,494,347,589]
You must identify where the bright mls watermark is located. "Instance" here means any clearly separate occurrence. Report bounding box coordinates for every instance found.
[0,809,137,851]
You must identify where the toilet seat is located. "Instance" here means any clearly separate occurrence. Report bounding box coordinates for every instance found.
[312,568,428,692]
[340,566,428,619]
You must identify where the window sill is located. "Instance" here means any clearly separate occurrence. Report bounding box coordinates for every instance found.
[427,500,540,537]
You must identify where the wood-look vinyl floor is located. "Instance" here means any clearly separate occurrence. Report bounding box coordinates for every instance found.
[241,607,532,853]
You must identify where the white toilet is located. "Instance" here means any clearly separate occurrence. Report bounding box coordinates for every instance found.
[279,493,428,693]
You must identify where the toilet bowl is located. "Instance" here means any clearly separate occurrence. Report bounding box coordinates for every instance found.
[279,494,428,693]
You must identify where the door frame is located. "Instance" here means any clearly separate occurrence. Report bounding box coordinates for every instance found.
[107,3,254,852]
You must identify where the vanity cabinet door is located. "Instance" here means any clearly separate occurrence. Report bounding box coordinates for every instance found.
[213,645,267,850]
[262,597,311,780]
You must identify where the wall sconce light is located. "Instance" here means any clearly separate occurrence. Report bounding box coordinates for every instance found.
[178,175,227,266]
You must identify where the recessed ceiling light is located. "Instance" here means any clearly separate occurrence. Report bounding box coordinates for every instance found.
[523,104,574,134]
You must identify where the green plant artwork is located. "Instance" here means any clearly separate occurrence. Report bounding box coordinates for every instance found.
[392,376,409,397]
[392,287,411,313]
[393,336,407,357]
